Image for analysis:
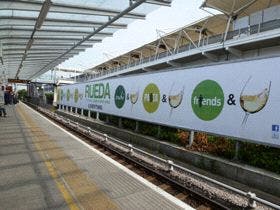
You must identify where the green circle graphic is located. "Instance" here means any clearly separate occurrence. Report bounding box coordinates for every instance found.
[66,89,70,101]
[191,80,224,121]
[74,88,79,103]
[142,83,160,113]
[114,85,126,109]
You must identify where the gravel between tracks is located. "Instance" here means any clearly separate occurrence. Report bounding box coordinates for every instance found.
[105,138,274,210]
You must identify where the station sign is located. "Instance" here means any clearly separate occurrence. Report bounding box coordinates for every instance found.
[8,79,31,84]
[58,57,280,147]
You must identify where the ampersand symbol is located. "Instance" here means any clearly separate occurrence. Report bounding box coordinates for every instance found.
[227,94,236,105]
[162,94,167,103]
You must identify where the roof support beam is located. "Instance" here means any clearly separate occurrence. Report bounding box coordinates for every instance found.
[0,29,113,37]
[182,29,198,48]
[0,18,127,29]
[223,15,232,42]
[4,52,77,57]
[234,0,258,15]
[0,37,102,43]
[0,0,146,19]
[15,0,52,79]
[146,0,172,6]
[4,54,74,59]
[29,0,149,79]
[3,43,92,48]
[5,59,55,63]
[3,46,90,51]
[4,49,84,54]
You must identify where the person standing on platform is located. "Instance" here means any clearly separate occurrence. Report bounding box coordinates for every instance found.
[4,90,10,105]
[10,91,15,105]
[13,92,18,104]
[0,88,7,117]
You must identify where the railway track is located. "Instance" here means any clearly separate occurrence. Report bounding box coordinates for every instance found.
[91,144,216,210]
[29,104,279,210]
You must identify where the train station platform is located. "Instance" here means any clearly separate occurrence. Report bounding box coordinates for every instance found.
[0,103,192,210]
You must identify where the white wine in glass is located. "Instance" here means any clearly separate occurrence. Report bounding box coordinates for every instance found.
[240,76,271,125]
[169,90,184,108]
[168,83,185,117]
[130,92,139,104]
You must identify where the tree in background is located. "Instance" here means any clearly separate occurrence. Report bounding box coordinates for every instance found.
[45,92,54,105]
[17,89,27,100]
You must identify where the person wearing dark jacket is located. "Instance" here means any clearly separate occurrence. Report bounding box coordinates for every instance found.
[4,91,10,105]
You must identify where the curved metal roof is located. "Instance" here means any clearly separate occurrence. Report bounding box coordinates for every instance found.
[0,0,172,81]
[200,0,280,17]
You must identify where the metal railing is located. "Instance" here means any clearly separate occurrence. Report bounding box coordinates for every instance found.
[82,19,280,81]
[37,106,280,210]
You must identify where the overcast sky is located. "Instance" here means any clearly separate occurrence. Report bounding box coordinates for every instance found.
[58,0,213,71]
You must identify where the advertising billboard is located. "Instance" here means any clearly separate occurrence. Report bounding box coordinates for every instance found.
[58,57,280,147]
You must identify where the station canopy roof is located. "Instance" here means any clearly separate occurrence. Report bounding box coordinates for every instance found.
[0,0,172,81]
[86,14,229,74]
[85,0,280,76]
[200,0,280,17]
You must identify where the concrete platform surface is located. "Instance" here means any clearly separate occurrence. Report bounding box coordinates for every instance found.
[0,103,193,210]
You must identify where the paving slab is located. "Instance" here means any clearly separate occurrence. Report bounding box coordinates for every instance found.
[0,103,193,210]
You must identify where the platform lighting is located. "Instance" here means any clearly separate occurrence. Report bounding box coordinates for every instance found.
[35,0,52,29]
[22,54,27,61]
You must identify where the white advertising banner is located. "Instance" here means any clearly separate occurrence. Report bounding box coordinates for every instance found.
[58,57,280,147]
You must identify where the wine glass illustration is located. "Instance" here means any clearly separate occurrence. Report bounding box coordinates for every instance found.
[240,76,271,125]
[168,83,185,118]
[130,88,139,111]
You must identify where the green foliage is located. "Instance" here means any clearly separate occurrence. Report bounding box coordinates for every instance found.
[17,89,27,100]
[239,143,280,174]
[45,92,54,104]
[207,135,216,143]
[83,110,88,117]
[139,121,158,137]
[94,112,280,174]
[122,118,135,130]
[109,115,119,126]
[45,92,53,99]
[205,136,280,173]
[159,126,180,145]
[99,113,107,121]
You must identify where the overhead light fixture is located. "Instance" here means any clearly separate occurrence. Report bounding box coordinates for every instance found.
[22,54,27,61]
[35,0,52,29]
[15,1,52,79]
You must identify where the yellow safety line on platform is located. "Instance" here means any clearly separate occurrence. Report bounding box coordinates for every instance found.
[46,160,81,210]
[17,106,80,210]
[16,104,119,210]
